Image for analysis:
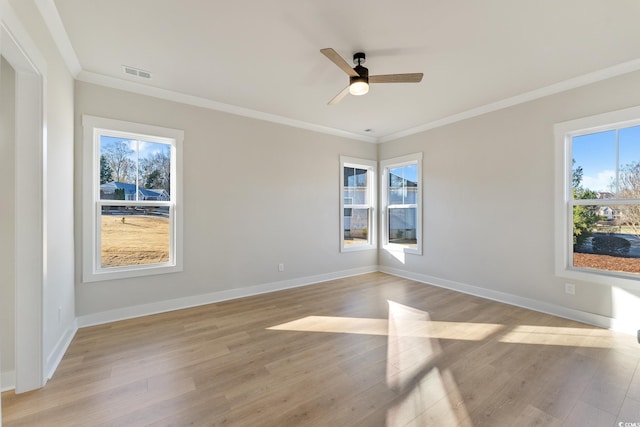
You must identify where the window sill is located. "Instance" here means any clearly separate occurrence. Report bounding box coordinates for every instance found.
[83,262,182,283]
[341,244,377,253]
[556,266,640,291]
[383,244,422,255]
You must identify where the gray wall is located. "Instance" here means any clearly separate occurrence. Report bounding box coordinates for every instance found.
[378,69,640,327]
[74,81,378,316]
[1,57,16,386]
[75,70,640,328]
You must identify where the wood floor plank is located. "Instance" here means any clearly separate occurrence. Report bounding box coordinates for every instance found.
[3,272,640,426]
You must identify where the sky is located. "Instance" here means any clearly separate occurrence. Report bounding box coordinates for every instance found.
[390,163,418,185]
[100,135,169,161]
[573,124,640,193]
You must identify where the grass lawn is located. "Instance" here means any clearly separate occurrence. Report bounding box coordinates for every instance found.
[101,214,169,268]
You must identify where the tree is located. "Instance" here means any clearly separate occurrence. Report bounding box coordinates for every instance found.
[616,161,640,236]
[102,141,135,183]
[144,169,162,189]
[139,147,171,193]
[572,162,600,249]
[99,155,113,184]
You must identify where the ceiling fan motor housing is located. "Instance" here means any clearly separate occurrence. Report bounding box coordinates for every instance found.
[352,52,368,85]
[353,52,366,65]
[352,63,369,79]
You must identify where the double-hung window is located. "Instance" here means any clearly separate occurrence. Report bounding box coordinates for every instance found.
[340,156,376,251]
[381,153,422,254]
[555,106,640,285]
[82,115,183,282]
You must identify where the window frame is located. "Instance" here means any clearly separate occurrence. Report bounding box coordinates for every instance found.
[339,156,377,252]
[82,115,184,283]
[381,153,423,255]
[555,105,640,288]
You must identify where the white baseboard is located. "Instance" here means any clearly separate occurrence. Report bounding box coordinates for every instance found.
[1,369,15,392]
[77,265,378,328]
[46,319,78,380]
[76,264,636,334]
[379,266,638,336]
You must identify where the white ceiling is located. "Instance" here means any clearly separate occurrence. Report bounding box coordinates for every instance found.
[46,0,640,142]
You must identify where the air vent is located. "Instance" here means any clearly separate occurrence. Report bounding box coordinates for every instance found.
[122,65,152,79]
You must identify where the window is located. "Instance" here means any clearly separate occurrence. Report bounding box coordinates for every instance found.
[555,105,640,286]
[340,156,376,251]
[381,153,422,254]
[82,115,183,282]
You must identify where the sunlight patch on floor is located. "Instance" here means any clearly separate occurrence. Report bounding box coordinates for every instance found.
[265,301,619,425]
[386,301,470,426]
[386,300,441,390]
[499,325,618,348]
[267,315,503,341]
[386,368,471,426]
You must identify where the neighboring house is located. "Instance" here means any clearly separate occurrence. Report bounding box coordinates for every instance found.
[100,181,169,201]
[596,193,618,222]
[599,206,615,221]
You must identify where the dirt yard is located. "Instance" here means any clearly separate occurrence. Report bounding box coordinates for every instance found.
[573,253,640,274]
[101,215,170,267]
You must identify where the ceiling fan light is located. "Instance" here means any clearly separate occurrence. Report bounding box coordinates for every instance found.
[349,80,369,96]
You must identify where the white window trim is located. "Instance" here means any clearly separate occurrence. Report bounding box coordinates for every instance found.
[340,156,377,252]
[82,115,184,282]
[381,152,423,255]
[554,105,640,289]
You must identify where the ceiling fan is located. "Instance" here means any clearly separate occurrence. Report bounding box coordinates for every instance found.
[320,48,423,105]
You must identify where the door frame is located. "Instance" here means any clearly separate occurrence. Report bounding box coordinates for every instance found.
[1,0,47,393]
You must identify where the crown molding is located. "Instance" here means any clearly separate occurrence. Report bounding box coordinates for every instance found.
[380,58,640,143]
[35,0,640,145]
[76,70,378,143]
[35,0,81,76]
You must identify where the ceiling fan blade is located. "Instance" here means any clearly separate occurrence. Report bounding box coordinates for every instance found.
[369,73,424,83]
[320,48,359,77]
[328,86,350,105]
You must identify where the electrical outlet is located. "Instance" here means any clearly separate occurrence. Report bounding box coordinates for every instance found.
[278,263,285,272]
[564,283,575,295]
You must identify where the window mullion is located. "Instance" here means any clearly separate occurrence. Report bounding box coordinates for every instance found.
[615,129,620,196]
[572,198,640,206]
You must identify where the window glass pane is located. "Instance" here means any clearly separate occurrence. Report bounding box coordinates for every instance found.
[344,167,368,205]
[344,207,370,246]
[389,188,404,205]
[403,163,418,187]
[618,125,640,199]
[389,167,404,188]
[355,168,367,187]
[571,130,616,199]
[404,187,418,205]
[388,164,419,205]
[100,205,170,268]
[573,204,640,275]
[388,207,417,246]
[100,136,171,201]
[344,187,366,205]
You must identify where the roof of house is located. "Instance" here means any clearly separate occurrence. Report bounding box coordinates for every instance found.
[101,182,167,199]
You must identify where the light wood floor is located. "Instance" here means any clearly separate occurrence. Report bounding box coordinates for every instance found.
[3,272,640,426]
